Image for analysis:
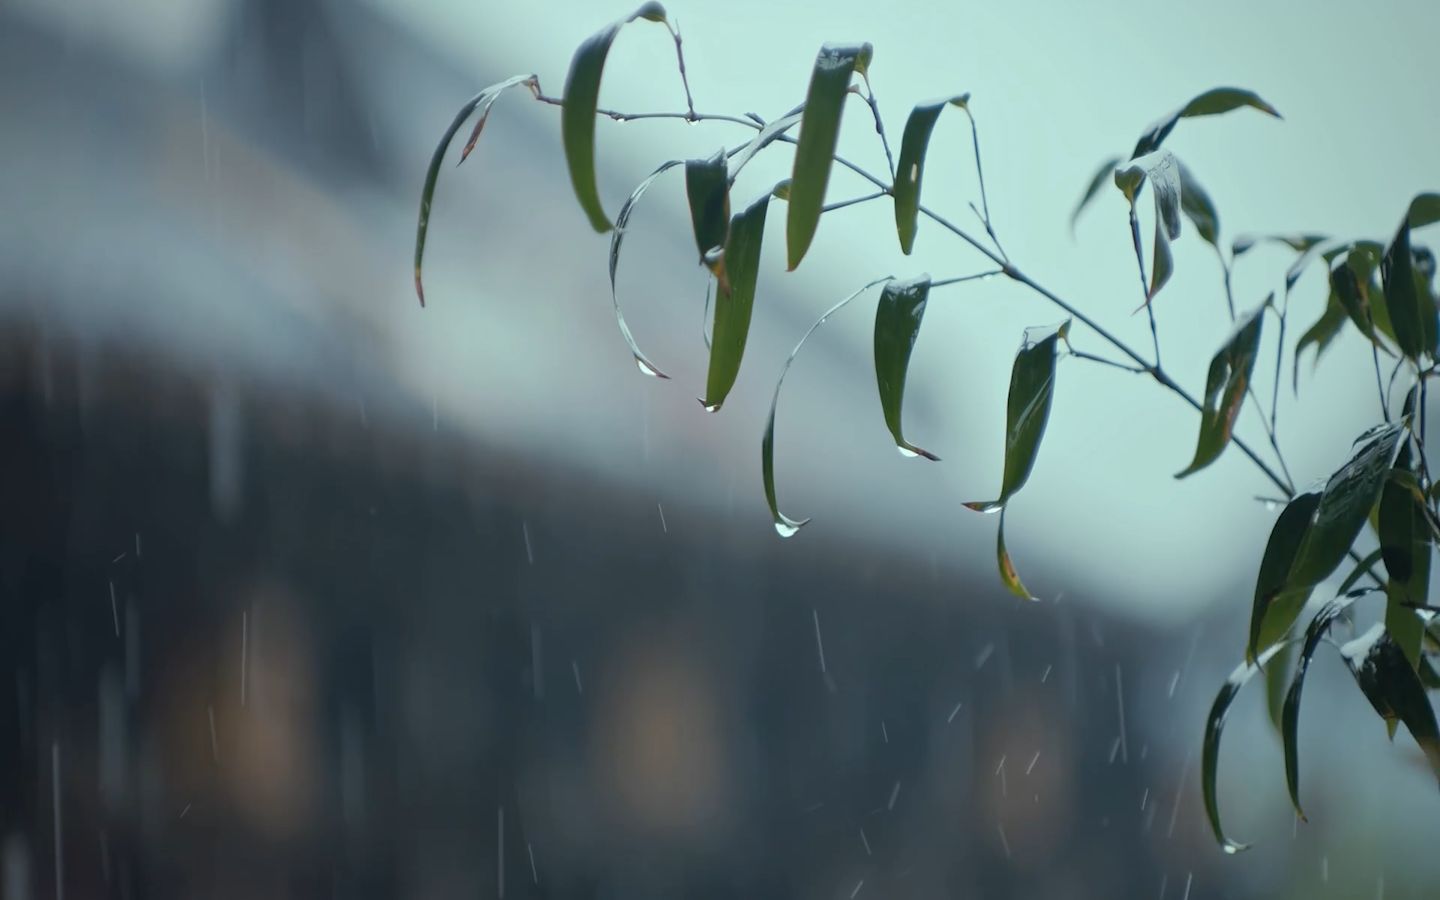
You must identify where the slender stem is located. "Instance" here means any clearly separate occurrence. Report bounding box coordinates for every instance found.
[963,109,1008,263]
[532,92,759,130]
[821,191,887,214]
[1126,205,1162,367]
[932,269,1004,288]
[860,75,896,181]
[664,21,698,120]
[1368,309,1390,423]
[1216,246,1237,321]
[1069,350,1149,374]
[1270,296,1286,437]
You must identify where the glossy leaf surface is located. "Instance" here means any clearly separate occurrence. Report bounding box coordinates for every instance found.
[873,275,938,460]
[787,43,871,270]
[1177,302,1264,477]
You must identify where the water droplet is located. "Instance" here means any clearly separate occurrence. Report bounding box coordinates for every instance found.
[897,445,920,459]
[700,400,722,413]
[634,357,665,378]
[774,519,803,538]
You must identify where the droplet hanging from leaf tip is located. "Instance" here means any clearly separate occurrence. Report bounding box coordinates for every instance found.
[634,357,669,379]
[774,518,809,538]
[700,399,722,413]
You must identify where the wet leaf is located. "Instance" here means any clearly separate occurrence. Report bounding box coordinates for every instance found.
[1335,546,1384,597]
[561,3,671,233]
[1283,590,1370,818]
[609,159,683,378]
[996,508,1036,601]
[1178,162,1220,248]
[685,150,731,284]
[1292,290,1347,391]
[1379,458,1430,668]
[1131,87,1281,159]
[893,95,970,254]
[414,74,534,306]
[1340,624,1440,782]
[1202,641,1292,853]
[1249,491,1322,661]
[762,278,893,536]
[1145,152,1181,302]
[1264,638,1295,735]
[787,42,871,270]
[964,321,1070,513]
[1070,155,1124,232]
[872,275,939,460]
[701,191,770,411]
[1381,216,1438,361]
[1177,301,1264,477]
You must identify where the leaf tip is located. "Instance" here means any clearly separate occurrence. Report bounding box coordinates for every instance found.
[963,500,1002,514]
[415,269,426,308]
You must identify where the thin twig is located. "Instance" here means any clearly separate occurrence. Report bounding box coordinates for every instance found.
[821,191,887,214]
[932,269,1004,288]
[1216,246,1237,321]
[1127,205,1162,367]
[963,108,1008,263]
[532,91,759,130]
[1069,350,1149,374]
[860,75,896,181]
[664,20,698,120]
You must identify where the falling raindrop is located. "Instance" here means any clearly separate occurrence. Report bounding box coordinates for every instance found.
[522,522,534,565]
[946,701,963,724]
[811,609,828,675]
[656,503,668,533]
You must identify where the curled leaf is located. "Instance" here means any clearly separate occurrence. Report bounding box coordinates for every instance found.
[1340,624,1440,782]
[1249,491,1322,661]
[609,159,683,377]
[1381,214,1438,361]
[1131,87,1281,160]
[762,278,893,535]
[1145,152,1181,302]
[873,275,938,460]
[1177,301,1264,477]
[1408,192,1440,230]
[414,74,535,306]
[964,320,1070,512]
[729,105,804,177]
[893,96,970,254]
[787,42,871,270]
[561,3,671,233]
[685,150,731,285]
[1177,162,1219,248]
[1283,591,1370,819]
[1379,457,1430,668]
[701,191,770,411]
[1292,291,1346,391]
[1202,641,1292,853]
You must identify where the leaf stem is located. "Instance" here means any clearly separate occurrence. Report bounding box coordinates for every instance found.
[663,20,698,120]
[859,75,897,182]
[932,269,1004,288]
[963,108,1008,263]
[1068,349,1149,375]
[1127,205,1162,367]
[821,191,887,214]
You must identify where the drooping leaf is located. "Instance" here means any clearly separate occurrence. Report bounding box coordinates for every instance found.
[1339,624,1440,782]
[1264,637,1295,736]
[561,3,671,233]
[872,275,939,460]
[1285,422,1407,589]
[701,191,770,411]
[1143,152,1181,302]
[1381,215,1439,361]
[1232,233,1327,259]
[414,74,534,306]
[1292,290,1347,391]
[787,42,871,270]
[1202,641,1292,853]
[1249,491,1322,661]
[762,277,893,536]
[1379,457,1431,668]
[1408,192,1440,230]
[996,508,1036,601]
[1177,301,1264,477]
[1329,260,1380,343]
[964,320,1071,512]
[1131,87,1281,160]
[728,105,804,177]
[1070,155,1124,232]
[1283,590,1371,819]
[685,150,731,284]
[609,159,682,378]
[893,95,970,254]
[1178,162,1220,248]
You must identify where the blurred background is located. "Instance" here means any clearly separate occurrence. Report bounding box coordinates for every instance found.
[1,0,1438,897]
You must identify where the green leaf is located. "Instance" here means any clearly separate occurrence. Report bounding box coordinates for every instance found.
[1336,546,1385,596]
[1112,164,1145,204]
[1379,458,1431,669]
[1070,155,1124,232]
[1131,87,1281,159]
[1340,624,1440,782]
[1145,152,1181,302]
[1330,259,1381,344]
[701,191,770,411]
[1285,422,1407,589]
[787,42,871,270]
[729,105,804,176]
[1176,301,1264,477]
[762,278,893,536]
[1292,291,1347,392]
[1381,215,1438,361]
[872,275,939,460]
[1408,192,1440,230]
[1177,162,1220,247]
[1202,641,1292,853]
[964,320,1070,512]
[561,4,671,233]
[1283,590,1371,819]
[1232,233,1327,258]
[996,508,1037,601]
[685,150,731,284]
[1264,637,1295,735]
[609,159,682,378]
[893,95,970,254]
[414,74,534,306]
[1249,491,1322,661]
